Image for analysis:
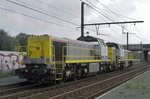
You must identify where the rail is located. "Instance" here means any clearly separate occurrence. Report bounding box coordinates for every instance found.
[50,65,150,99]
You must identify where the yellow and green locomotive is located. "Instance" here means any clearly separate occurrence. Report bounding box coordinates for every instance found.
[16,35,133,83]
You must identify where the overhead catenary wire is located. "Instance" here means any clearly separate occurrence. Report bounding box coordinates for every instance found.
[83,1,130,40]
[15,0,81,24]
[8,0,140,40]
[95,0,126,21]
[130,34,143,43]
[35,0,81,19]
[93,0,146,42]
[134,26,149,42]
[6,0,80,27]
[85,0,130,32]
[87,7,108,23]
[95,0,137,21]
[132,33,147,43]
[4,0,144,43]
[36,0,91,23]
[83,0,144,43]
[84,0,144,42]
[7,0,101,36]
[85,0,117,22]
[87,7,111,36]
[0,6,79,31]
[85,2,128,32]
[86,4,116,22]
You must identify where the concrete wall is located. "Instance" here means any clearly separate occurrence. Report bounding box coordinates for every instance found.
[0,51,25,71]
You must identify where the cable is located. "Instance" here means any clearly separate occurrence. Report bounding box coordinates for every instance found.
[15,0,81,24]
[0,6,78,31]
[133,34,148,43]
[134,26,149,42]
[87,7,112,36]
[86,4,115,22]
[6,0,80,27]
[95,0,145,41]
[130,34,142,43]
[85,0,116,21]
[85,1,144,43]
[95,0,126,21]
[6,0,95,35]
[36,0,92,22]
[85,1,136,36]
[95,0,137,21]
[84,0,145,44]
[87,5,117,34]
[88,7,108,22]
[36,0,81,19]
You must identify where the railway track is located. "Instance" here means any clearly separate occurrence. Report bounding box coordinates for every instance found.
[50,65,150,99]
[0,82,33,91]
[26,64,150,99]
[0,63,149,99]
[0,83,42,98]
[0,70,123,99]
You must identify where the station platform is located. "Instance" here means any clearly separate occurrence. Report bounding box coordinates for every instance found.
[96,69,150,99]
[0,76,26,86]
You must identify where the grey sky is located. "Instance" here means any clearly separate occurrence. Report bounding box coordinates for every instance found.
[0,0,149,44]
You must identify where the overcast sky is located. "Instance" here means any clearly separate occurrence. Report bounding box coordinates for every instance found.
[0,0,149,44]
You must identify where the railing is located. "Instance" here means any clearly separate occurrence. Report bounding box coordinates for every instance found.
[46,45,64,80]
[62,46,102,63]
[16,46,27,65]
[16,46,27,55]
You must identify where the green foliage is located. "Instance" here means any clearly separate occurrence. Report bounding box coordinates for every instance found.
[125,80,150,90]
[0,70,15,78]
[16,33,29,52]
[0,29,29,51]
[0,29,19,51]
[16,33,29,46]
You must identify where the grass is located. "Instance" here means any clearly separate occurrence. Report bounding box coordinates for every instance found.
[0,70,15,78]
[125,80,147,89]
[124,74,150,93]
[119,91,124,94]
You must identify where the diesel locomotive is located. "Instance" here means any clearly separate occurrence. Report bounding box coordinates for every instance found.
[16,35,133,83]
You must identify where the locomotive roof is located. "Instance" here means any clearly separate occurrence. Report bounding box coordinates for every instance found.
[106,42,125,50]
[51,35,94,45]
[77,35,104,42]
[106,42,119,48]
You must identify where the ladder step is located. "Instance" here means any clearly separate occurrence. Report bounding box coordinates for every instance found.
[56,73,63,74]
[55,68,63,69]
[56,78,62,80]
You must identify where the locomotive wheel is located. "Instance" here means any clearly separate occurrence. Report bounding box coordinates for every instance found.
[99,66,103,73]
[109,65,113,71]
[119,63,124,70]
[40,78,44,84]
[73,76,79,81]
[60,80,65,85]
[56,79,65,85]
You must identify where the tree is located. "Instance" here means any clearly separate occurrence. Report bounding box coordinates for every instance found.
[16,33,29,52]
[16,33,29,46]
[0,29,19,51]
[0,29,30,51]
